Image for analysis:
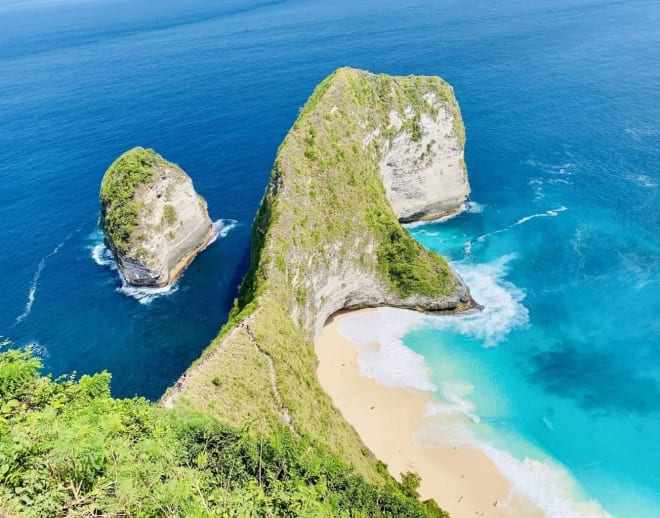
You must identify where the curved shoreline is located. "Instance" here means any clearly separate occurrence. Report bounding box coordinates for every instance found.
[315,309,543,518]
[161,68,480,494]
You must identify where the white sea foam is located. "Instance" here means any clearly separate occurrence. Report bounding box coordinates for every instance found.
[89,218,238,304]
[527,158,576,176]
[338,308,435,392]
[117,280,180,305]
[28,341,49,359]
[624,173,657,188]
[471,206,567,247]
[206,218,239,246]
[430,255,529,346]
[403,200,485,228]
[424,382,481,423]
[463,200,485,214]
[514,205,567,225]
[529,178,546,200]
[14,258,45,325]
[91,242,116,269]
[483,446,613,518]
[14,232,73,326]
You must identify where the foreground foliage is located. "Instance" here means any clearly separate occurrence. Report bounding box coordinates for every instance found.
[0,346,448,517]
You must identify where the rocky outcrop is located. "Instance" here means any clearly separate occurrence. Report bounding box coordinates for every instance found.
[162,68,474,478]
[381,99,469,222]
[100,147,212,287]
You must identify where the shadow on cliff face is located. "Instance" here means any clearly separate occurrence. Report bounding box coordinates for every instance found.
[223,239,252,310]
[529,343,660,416]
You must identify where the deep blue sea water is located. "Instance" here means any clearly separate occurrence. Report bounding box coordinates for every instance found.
[1,0,658,516]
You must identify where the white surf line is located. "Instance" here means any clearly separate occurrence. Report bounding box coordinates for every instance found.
[13,229,79,326]
[92,218,239,305]
[466,206,568,252]
[403,201,485,228]
[205,218,239,247]
[13,257,46,326]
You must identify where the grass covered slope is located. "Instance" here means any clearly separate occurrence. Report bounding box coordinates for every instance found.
[0,345,447,517]
[164,68,472,482]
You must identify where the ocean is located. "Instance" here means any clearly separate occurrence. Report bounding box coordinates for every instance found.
[1,0,658,516]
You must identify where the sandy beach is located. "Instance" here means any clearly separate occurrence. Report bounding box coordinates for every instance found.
[315,309,542,518]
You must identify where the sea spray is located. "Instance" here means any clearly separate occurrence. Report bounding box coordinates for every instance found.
[437,255,529,346]
[338,308,435,392]
[403,201,485,228]
[89,218,238,304]
[206,218,239,245]
[471,206,568,248]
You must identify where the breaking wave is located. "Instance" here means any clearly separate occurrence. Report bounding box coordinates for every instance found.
[88,218,237,304]
[404,201,485,228]
[465,206,567,254]
[338,308,436,392]
[14,231,75,326]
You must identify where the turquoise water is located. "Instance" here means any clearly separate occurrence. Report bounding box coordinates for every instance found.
[1,0,658,515]
[405,147,659,514]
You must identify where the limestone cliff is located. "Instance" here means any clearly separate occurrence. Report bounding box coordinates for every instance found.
[100,147,212,287]
[381,96,469,222]
[162,68,473,480]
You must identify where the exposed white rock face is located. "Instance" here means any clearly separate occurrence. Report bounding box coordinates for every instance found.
[122,163,212,286]
[102,155,213,287]
[297,239,470,337]
[380,94,470,222]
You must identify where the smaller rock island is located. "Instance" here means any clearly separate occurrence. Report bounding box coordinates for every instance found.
[100,147,212,287]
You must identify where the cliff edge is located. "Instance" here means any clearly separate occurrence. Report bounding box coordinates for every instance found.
[162,68,472,480]
[100,147,213,287]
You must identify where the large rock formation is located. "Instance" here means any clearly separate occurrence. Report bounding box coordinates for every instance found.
[100,147,212,287]
[162,68,473,479]
[381,97,469,222]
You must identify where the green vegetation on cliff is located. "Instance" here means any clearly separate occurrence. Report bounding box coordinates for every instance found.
[0,345,447,517]
[3,68,468,517]
[276,67,460,298]
[99,147,167,254]
[168,67,468,492]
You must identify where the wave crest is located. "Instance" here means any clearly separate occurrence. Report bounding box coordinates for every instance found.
[14,231,75,326]
[426,255,529,346]
[88,218,237,304]
[483,446,613,518]
[339,308,436,392]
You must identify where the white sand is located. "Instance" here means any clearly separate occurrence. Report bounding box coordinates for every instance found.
[315,309,542,518]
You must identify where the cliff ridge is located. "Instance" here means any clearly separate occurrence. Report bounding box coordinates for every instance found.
[162,68,473,480]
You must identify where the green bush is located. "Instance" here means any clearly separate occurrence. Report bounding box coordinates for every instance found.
[99,147,164,254]
[0,346,448,517]
[163,204,177,226]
